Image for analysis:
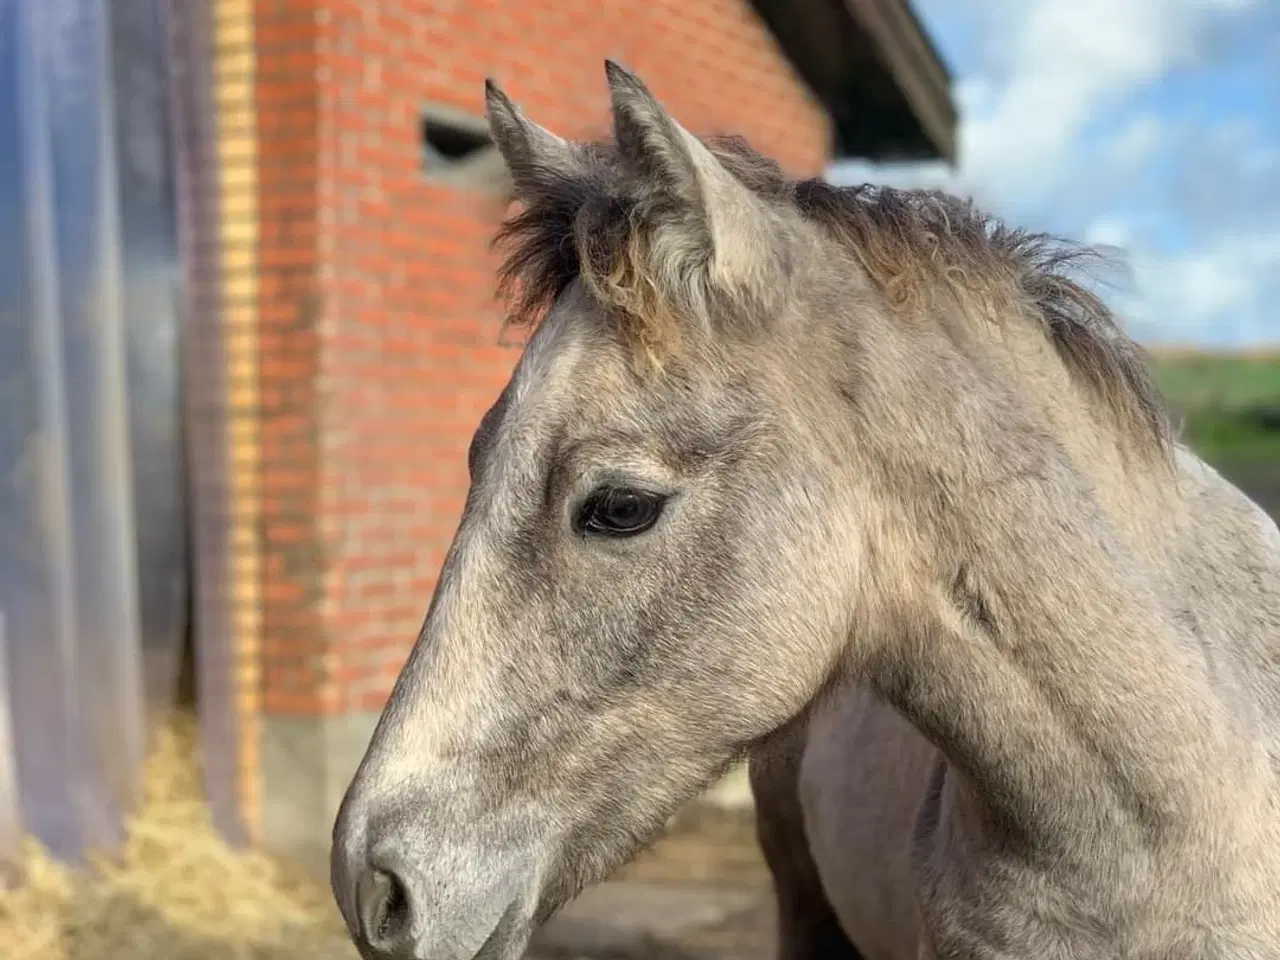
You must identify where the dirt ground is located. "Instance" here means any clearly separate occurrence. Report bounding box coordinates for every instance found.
[530,802,779,960]
[614,806,777,958]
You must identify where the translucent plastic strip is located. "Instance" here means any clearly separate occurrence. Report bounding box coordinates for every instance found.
[110,0,189,739]
[0,0,87,863]
[163,0,251,846]
[0,611,24,886]
[40,0,146,853]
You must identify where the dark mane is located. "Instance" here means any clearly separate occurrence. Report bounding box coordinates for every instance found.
[493,135,1172,455]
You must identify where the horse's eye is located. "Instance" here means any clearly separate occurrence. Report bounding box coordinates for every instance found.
[574,487,666,538]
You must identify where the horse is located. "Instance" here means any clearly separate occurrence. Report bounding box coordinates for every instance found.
[330,61,1280,960]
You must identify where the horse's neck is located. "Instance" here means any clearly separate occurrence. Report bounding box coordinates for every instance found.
[867,462,1267,856]
[1162,447,1280,768]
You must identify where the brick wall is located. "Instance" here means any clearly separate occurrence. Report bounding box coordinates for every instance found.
[254,0,326,723]
[212,0,265,842]
[306,0,831,714]
[214,0,832,855]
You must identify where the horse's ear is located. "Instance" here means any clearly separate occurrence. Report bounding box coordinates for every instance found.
[604,60,777,298]
[485,79,579,200]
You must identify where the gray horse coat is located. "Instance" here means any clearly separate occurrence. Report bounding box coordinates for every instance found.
[331,62,1280,960]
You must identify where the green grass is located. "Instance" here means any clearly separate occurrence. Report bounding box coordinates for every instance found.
[1150,352,1280,512]
[1173,406,1280,471]
[1152,352,1280,412]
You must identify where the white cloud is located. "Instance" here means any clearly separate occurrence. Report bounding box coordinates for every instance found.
[825,0,1277,346]
[1103,112,1166,173]
[1084,218,1138,250]
[1121,228,1280,344]
[956,0,1193,203]
[841,0,1241,203]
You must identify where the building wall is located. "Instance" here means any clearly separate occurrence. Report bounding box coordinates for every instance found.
[229,0,832,870]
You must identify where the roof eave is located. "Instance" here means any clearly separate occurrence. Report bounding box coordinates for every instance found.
[750,0,958,166]
[842,0,957,164]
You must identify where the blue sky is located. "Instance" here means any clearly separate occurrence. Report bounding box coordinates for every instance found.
[826,0,1280,348]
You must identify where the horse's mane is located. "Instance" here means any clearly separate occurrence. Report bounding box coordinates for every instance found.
[494,134,1172,456]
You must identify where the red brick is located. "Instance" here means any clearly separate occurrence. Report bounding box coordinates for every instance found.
[245,0,831,720]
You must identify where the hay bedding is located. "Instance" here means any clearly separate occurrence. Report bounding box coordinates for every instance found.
[0,710,700,960]
[0,711,357,960]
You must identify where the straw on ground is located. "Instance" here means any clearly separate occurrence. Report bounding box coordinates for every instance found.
[0,712,357,960]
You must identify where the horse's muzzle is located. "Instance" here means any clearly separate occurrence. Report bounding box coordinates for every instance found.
[331,782,538,960]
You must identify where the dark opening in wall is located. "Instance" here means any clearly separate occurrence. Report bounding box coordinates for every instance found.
[423,116,491,166]
[420,104,507,192]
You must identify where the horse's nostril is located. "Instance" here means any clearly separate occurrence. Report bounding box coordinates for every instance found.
[357,866,413,952]
[379,873,408,941]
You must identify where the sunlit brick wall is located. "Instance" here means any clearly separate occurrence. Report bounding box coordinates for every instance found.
[229,0,832,754]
